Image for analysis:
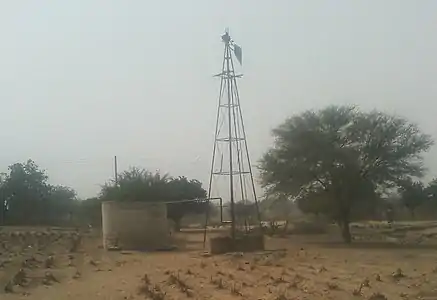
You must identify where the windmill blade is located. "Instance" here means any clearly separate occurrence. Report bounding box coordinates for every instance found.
[233,44,243,65]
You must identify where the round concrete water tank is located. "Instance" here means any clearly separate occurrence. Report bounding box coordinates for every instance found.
[101,201,170,251]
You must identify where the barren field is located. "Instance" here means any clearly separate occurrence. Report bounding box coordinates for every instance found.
[2,223,437,300]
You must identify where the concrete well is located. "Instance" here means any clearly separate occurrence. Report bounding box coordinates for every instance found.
[101,201,170,251]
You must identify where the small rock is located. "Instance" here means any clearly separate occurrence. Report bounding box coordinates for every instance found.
[73,270,81,279]
[43,271,59,285]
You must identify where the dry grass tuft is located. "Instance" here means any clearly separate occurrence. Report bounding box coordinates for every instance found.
[210,276,225,289]
[368,292,388,300]
[167,272,193,297]
[138,274,166,300]
[392,268,405,280]
[230,282,243,296]
[327,282,339,290]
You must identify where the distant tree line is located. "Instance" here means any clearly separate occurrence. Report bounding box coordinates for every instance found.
[0,161,208,230]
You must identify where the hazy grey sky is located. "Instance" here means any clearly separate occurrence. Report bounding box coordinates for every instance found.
[1,1,436,198]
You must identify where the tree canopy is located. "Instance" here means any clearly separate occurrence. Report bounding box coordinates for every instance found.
[398,179,428,217]
[0,159,77,225]
[259,105,433,242]
[426,178,437,201]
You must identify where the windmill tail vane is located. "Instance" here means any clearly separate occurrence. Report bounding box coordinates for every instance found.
[233,44,242,65]
[221,31,243,66]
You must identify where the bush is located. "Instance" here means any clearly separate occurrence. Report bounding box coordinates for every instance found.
[288,219,328,235]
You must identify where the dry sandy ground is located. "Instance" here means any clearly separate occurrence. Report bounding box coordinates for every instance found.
[2,225,437,300]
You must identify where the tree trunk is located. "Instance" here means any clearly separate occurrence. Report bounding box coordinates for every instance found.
[283,220,289,234]
[410,209,415,219]
[337,215,352,244]
[340,221,352,243]
[0,203,4,226]
[173,218,182,232]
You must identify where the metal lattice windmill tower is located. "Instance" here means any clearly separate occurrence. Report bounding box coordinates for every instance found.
[205,30,261,241]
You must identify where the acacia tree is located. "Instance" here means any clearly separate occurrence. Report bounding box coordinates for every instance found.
[100,168,208,231]
[77,197,103,226]
[261,193,296,233]
[427,179,437,200]
[0,160,77,225]
[232,200,258,227]
[259,105,433,243]
[166,176,207,231]
[0,173,6,225]
[420,179,437,214]
[398,180,428,218]
[46,185,77,223]
[100,168,171,202]
[1,160,51,224]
